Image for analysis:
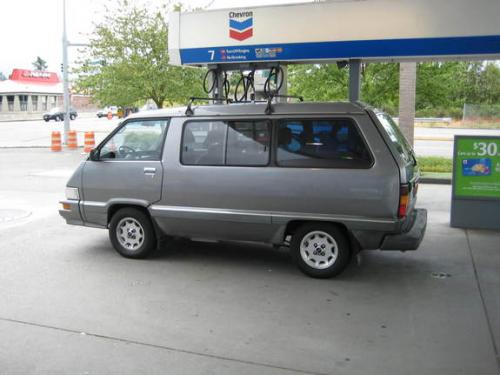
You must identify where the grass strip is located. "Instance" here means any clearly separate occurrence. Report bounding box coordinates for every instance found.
[417,156,453,173]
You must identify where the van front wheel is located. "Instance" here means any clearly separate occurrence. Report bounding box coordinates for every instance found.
[290,223,350,278]
[109,208,157,259]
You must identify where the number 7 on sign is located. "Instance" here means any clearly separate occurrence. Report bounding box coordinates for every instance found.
[208,50,215,61]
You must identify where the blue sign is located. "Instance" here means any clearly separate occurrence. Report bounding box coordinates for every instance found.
[179,35,500,65]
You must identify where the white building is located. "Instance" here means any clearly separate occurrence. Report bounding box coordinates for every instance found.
[0,69,63,120]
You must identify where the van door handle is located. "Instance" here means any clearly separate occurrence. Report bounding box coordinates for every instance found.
[143,167,156,174]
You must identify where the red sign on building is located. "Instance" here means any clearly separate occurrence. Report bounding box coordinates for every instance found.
[9,69,60,84]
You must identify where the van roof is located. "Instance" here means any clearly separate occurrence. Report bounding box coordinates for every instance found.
[127,101,369,119]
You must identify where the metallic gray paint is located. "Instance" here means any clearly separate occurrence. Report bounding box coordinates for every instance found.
[81,160,163,226]
[60,102,427,251]
[380,209,427,250]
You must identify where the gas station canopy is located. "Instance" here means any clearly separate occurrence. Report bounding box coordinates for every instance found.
[169,0,500,67]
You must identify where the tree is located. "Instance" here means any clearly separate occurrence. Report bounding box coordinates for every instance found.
[75,1,203,108]
[289,64,348,102]
[415,62,500,117]
[0,71,6,81]
[32,56,48,71]
[361,63,399,114]
[289,62,399,114]
[289,61,500,118]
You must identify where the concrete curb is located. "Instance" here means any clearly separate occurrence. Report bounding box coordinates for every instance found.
[420,177,452,185]
[415,136,453,142]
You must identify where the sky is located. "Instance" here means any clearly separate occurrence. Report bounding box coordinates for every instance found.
[0,0,313,77]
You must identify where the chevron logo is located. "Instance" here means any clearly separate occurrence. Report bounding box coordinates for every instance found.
[229,11,253,41]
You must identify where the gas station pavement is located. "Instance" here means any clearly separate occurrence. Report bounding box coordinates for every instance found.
[1,148,499,375]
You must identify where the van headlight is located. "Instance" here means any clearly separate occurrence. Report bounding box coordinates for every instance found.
[65,187,80,200]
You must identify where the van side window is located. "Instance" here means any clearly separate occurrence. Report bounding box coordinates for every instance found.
[182,121,227,165]
[226,121,270,166]
[276,119,373,168]
[100,119,169,161]
[182,120,271,166]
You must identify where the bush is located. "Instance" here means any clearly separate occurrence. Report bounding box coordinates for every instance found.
[417,156,453,173]
[415,107,463,119]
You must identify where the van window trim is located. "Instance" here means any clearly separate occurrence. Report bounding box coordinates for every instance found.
[273,117,375,170]
[94,117,171,162]
[180,119,272,168]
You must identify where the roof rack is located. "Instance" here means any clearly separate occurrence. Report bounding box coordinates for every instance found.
[267,94,304,102]
[185,97,225,116]
[185,94,305,116]
[264,94,304,115]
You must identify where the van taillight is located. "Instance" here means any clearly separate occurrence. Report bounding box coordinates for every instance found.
[398,184,410,218]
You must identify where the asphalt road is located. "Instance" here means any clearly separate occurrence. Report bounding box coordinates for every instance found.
[0,148,499,374]
[2,117,500,157]
[0,116,120,148]
[414,128,500,157]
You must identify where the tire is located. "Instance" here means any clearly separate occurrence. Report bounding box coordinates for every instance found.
[55,116,60,122]
[109,207,157,259]
[70,114,76,120]
[290,223,351,278]
[44,118,49,122]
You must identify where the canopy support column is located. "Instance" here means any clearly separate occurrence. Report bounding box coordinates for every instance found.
[349,59,361,102]
[399,62,417,146]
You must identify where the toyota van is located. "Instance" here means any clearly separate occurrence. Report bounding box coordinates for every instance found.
[60,102,427,278]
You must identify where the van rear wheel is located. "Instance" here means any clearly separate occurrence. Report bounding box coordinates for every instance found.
[290,223,350,278]
[109,207,157,259]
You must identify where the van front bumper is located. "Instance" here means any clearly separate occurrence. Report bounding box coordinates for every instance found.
[380,209,427,251]
[59,200,85,226]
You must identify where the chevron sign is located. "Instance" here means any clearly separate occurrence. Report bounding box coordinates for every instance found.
[229,11,253,41]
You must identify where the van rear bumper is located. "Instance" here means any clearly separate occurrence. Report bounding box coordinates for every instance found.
[380,209,427,251]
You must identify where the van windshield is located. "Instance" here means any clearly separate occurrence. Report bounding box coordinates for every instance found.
[376,113,415,164]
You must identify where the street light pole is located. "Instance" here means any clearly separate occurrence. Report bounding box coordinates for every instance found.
[62,0,71,144]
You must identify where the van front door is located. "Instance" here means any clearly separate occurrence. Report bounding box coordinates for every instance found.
[81,119,169,226]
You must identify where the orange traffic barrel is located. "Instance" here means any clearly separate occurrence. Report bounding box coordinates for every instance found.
[83,131,95,153]
[51,131,62,152]
[67,130,78,150]
[107,111,113,120]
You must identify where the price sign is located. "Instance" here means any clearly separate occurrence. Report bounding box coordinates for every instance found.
[454,137,500,199]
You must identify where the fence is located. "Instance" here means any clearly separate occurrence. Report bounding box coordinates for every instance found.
[462,104,500,127]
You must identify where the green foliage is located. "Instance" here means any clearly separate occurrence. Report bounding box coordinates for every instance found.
[289,63,399,114]
[415,107,463,119]
[289,64,348,102]
[289,61,500,119]
[361,63,399,115]
[415,62,500,118]
[32,56,48,71]
[417,156,453,173]
[75,0,204,108]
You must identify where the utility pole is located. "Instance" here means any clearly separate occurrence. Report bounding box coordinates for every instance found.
[61,0,89,144]
[62,0,70,144]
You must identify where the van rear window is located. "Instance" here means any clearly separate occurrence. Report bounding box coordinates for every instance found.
[276,118,373,169]
[376,113,414,164]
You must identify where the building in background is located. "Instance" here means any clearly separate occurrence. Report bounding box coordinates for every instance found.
[0,69,63,120]
[0,69,96,120]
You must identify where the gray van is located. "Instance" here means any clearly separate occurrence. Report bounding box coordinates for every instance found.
[60,102,427,278]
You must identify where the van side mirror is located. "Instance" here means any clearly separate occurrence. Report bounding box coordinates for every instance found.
[89,149,100,161]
